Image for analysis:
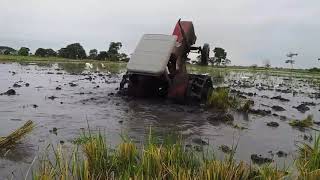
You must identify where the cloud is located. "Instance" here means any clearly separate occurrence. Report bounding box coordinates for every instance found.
[0,0,319,68]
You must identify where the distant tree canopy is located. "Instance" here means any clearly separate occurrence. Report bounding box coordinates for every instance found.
[263,59,271,68]
[108,42,122,55]
[58,43,86,59]
[209,47,229,66]
[95,42,128,61]
[119,53,129,62]
[308,67,320,73]
[107,42,122,61]
[96,51,108,60]
[89,49,98,59]
[0,46,16,55]
[35,48,57,57]
[1,41,129,62]
[18,47,30,56]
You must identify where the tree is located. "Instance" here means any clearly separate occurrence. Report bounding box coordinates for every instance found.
[35,48,47,57]
[35,48,57,57]
[212,47,227,66]
[285,52,298,70]
[18,47,30,56]
[58,43,86,59]
[222,58,231,66]
[107,42,122,61]
[58,48,68,58]
[108,42,122,55]
[96,51,108,60]
[89,49,98,59]
[263,59,271,68]
[0,46,16,55]
[46,49,57,56]
[119,53,129,62]
[3,49,11,55]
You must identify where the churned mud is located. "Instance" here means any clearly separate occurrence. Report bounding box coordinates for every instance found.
[0,62,320,177]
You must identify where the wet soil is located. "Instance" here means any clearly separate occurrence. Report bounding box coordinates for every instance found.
[1,62,320,178]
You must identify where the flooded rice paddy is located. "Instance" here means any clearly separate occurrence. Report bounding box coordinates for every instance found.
[1,62,320,178]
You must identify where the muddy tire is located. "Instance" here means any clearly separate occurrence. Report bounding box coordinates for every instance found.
[187,74,213,104]
[201,43,210,66]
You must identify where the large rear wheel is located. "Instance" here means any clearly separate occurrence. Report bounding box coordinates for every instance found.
[186,74,213,104]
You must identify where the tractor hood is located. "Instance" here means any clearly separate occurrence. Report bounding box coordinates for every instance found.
[127,34,177,76]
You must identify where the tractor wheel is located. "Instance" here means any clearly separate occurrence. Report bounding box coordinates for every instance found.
[201,43,210,65]
[186,74,213,104]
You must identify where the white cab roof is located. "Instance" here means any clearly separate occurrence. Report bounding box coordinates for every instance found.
[127,34,177,75]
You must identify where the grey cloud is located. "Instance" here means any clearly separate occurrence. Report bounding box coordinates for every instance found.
[0,0,319,68]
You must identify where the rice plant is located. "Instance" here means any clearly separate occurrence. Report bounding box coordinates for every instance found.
[207,87,239,111]
[31,130,296,180]
[254,165,287,180]
[296,133,320,179]
[200,160,251,180]
[238,100,254,113]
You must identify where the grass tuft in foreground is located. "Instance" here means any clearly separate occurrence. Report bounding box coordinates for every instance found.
[296,133,320,179]
[31,130,292,180]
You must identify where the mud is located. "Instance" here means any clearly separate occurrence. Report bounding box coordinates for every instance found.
[1,62,320,178]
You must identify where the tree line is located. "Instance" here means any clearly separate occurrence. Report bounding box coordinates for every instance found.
[196,47,230,66]
[0,42,129,62]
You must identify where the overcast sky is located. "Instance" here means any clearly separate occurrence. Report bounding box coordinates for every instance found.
[1,0,319,68]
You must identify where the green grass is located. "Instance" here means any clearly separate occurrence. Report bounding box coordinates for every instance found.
[289,115,314,128]
[31,130,320,179]
[0,55,127,74]
[2,55,320,78]
[207,87,239,111]
[296,133,320,179]
[0,54,126,64]
[187,64,320,80]
[31,130,292,180]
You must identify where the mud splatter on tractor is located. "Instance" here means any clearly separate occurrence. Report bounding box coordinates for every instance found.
[120,19,212,104]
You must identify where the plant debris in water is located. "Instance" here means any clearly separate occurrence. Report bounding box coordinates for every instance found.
[0,120,34,149]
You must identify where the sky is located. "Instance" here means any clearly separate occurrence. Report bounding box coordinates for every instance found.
[0,0,319,68]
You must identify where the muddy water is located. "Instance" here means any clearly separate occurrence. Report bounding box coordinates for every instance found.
[0,62,320,178]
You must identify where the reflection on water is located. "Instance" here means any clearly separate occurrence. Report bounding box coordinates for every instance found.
[56,62,125,74]
[58,62,86,74]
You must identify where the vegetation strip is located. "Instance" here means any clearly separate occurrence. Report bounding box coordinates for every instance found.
[31,130,320,179]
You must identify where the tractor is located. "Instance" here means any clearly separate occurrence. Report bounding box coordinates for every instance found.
[119,19,213,104]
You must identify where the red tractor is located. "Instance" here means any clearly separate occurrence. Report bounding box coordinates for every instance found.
[120,19,212,103]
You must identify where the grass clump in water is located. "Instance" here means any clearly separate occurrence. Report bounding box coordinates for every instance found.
[238,100,254,113]
[207,87,239,111]
[289,115,313,128]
